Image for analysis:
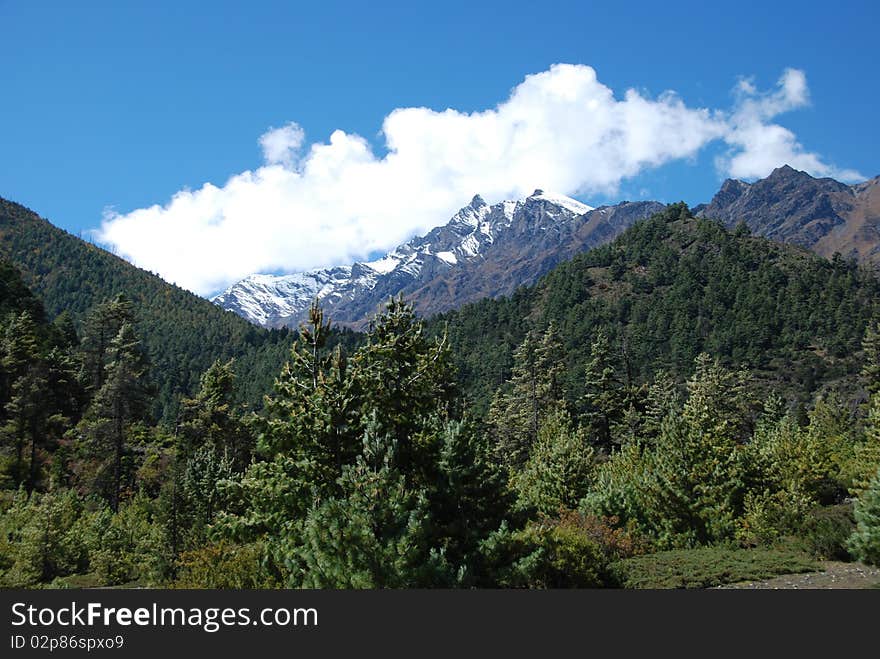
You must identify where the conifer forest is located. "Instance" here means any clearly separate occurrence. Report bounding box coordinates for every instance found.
[2,203,879,589]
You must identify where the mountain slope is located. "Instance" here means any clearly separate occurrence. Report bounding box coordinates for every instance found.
[430,203,880,413]
[215,190,663,329]
[0,197,296,419]
[696,165,880,263]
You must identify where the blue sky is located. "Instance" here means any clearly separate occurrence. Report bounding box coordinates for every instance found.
[1,0,877,295]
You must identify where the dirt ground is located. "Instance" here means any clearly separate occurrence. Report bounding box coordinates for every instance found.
[718,561,880,589]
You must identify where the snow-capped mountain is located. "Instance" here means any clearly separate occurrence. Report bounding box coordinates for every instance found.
[213,190,663,329]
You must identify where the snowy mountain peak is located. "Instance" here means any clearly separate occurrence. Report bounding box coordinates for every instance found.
[214,188,614,328]
[527,189,594,215]
[469,194,487,208]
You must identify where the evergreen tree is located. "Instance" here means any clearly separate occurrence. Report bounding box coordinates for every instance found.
[580,331,625,449]
[642,369,681,441]
[350,296,457,485]
[287,423,450,588]
[177,446,235,547]
[848,466,880,565]
[80,322,151,511]
[488,323,566,470]
[510,407,596,515]
[177,359,252,470]
[430,419,511,584]
[258,301,359,501]
[80,294,134,394]
[861,320,880,395]
[0,312,44,486]
[850,393,880,494]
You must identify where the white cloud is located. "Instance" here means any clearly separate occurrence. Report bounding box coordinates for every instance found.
[258,122,305,168]
[717,68,863,181]
[97,64,863,296]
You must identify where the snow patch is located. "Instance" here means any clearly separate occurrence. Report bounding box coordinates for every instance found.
[364,255,401,274]
[531,191,593,215]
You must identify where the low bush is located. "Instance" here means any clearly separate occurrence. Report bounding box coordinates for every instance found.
[173,540,280,588]
[610,547,818,589]
[799,504,855,561]
[482,511,647,588]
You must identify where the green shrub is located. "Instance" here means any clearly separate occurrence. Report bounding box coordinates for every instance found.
[509,521,608,588]
[610,547,818,589]
[0,489,88,587]
[799,504,855,561]
[173,540,280,588]
[485,511,646,588]
[82,494,162,586]
[849,468,880,565]
[735,489,812,548]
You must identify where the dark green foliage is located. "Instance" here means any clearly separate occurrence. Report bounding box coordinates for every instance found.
[77,322,152,511]
[610,548,818,589]
[6,197,880,590]
[861,321,880,395]
[84,493,162,585]
[0,489,87,587]
[799,504,855,561]
[482,511,643,588]
[286,426,451,588]
[433,204,880,414]
[510,407,595,515]
[176,359,253,469]
[428,419,511,585]
[583,355,753,548]
[0,198,296,421]
[580,330,626,449]
[487,324,566,470]
[849,467,880,565]
[0,269,83,491]
[257,302,360,497]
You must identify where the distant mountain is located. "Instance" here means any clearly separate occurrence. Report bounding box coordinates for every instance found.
[0,197,297,419]
[215,191,664,329]
[695,165,880,263]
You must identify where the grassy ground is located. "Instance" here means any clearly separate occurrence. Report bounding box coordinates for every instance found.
[611,548,819,589]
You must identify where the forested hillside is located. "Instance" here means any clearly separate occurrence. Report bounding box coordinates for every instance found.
[436,203,880,414]
[1,202,879,590]
[0,197,300,419]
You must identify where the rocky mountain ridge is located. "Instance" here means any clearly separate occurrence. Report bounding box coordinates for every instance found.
[214,191,663,328]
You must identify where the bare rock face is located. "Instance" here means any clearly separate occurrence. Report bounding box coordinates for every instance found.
[696,165,880,262]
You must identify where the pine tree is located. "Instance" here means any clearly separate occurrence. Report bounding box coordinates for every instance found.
[0,312,80,491]
[258,301,360,499]
[580,330,625,449]
[510,407,596,515]
[851,393,880,494]
[81,322,151,511]
[350,296,457,484]
[177,359,252,469]
[488,324,566,470]
[0,312,43,486]
[430,419,511,584]
[848,466,880,565]
[643,368,681,440]
[288,422,450,588]
[180,446,234,538]
[80,294,134,394]
[861,320,880,396]
[682,353,754,444]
